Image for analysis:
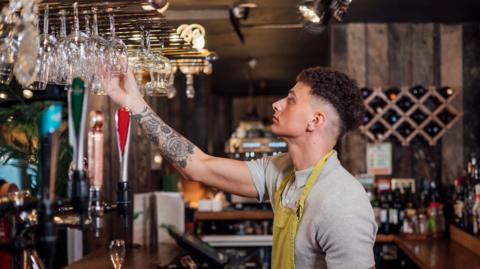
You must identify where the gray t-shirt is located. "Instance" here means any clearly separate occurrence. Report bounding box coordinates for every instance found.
[246,151,377,269]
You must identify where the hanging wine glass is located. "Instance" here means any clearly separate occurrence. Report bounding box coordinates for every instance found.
[90,7,108,95]
[54,9,70,85]
[33,4,57,90]
[13,0,40,87]
[132,26,150,96]
[0,1,22,84]
[106,9,128,77]
[64,2,92,83]
[145,30,171,96]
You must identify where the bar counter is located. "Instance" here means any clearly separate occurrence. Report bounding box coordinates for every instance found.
[64,243,182,269]
[64,236,480,269]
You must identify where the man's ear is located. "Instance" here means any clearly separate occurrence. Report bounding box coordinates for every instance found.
[306,111,326,132]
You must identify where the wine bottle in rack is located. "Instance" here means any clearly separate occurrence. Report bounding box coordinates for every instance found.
[409,85,427,98]
[384,87,400,101]
[437,86,454,99]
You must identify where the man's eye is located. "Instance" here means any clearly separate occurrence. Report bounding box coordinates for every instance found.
[287,97,295,104]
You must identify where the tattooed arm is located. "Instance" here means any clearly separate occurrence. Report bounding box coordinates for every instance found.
[100,67,258,197]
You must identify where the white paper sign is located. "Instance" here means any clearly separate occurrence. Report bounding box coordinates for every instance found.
[366,142,392,175]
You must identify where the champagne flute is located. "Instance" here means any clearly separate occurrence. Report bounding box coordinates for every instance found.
[109,239,125,269]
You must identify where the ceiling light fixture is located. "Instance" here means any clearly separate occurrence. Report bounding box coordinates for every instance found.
[298,0,353,33]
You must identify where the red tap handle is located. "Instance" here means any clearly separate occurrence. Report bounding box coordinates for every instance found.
[116,107,130,156]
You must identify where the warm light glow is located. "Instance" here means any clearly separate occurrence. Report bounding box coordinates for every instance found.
[23,89,33,99]
[298,4,321,23]
[141,4,155,11]
[153,154,162,164]
[0,92,7,99]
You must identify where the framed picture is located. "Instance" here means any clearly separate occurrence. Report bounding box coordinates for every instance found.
[391,178,416,193]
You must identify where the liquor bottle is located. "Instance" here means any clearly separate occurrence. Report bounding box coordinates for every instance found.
[393,189,404,233]
[453,177,465,227]
[371,190,381,229]
[380,191,391,234]
[370,122,387,139]
[409,85,427,98]
[388,191,399,233]
[472,184,480,235]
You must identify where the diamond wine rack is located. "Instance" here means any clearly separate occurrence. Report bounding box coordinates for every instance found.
[360,85,463,146]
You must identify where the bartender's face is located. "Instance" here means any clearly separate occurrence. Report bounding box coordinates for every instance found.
[271,82,315,137]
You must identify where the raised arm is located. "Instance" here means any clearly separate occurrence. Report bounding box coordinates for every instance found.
[99,67,258,198]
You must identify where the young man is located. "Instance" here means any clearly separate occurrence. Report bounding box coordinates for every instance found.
[100,66,377,268]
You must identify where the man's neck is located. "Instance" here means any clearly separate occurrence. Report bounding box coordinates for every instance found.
[286,135,334,171]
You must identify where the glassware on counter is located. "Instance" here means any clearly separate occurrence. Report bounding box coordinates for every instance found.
[109,239,126,269]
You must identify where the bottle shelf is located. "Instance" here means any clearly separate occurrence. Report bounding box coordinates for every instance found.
[360,86,462,146]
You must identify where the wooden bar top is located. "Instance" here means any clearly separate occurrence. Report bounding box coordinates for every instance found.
[63,243,182,269]
[64,236,480,269]
[375,234,480,269]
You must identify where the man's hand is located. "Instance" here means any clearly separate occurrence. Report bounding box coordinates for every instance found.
[97,59,146,114]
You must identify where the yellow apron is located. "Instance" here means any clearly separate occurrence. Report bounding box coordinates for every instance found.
[271,150,333,269]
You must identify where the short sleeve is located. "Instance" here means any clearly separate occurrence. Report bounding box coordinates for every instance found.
[316,195,377,269]
[245,156,272,202]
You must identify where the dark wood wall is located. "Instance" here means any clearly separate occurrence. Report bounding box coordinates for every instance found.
[330,23,479,186]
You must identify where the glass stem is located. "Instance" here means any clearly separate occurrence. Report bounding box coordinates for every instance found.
[73,2,79,36]
[59,10,67,38]
[84,14,91,36]
[109,12,116,38]
[92,7,99,36]
[146,30,151,52]
[43,4,49,35]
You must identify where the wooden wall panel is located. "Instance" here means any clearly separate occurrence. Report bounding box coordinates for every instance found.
[462,24,480,163]
[387,24,414,178]
[366,24,389,87]
[440,25,463,185]
[341,24,367,175]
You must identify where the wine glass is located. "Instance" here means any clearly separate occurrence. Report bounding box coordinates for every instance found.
[64,2,92,83]
[54,9,70,85]
[144,30,171,96]
[0,0,35,85]
[109,239,125,269]
[106,10,128,77]
[34,4,57,90]
[90,7,109,95]
[12,0,40,88]
[131,27,150,96]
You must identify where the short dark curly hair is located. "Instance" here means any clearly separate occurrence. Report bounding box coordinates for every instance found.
[297,67,364,138]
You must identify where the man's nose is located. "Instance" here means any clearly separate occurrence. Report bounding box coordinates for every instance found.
[272,98,283,112]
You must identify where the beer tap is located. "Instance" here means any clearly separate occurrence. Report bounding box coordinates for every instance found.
[87,111,104,238]
[67,78,90,226]
[37,104,63,269]
[115,107,132,231]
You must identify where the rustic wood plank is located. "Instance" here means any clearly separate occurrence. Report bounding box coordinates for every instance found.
[409,24,442,183]
[388,23,414,178]
[462,24,480,163]
[366,24,389,87]
[440,24,463,185]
